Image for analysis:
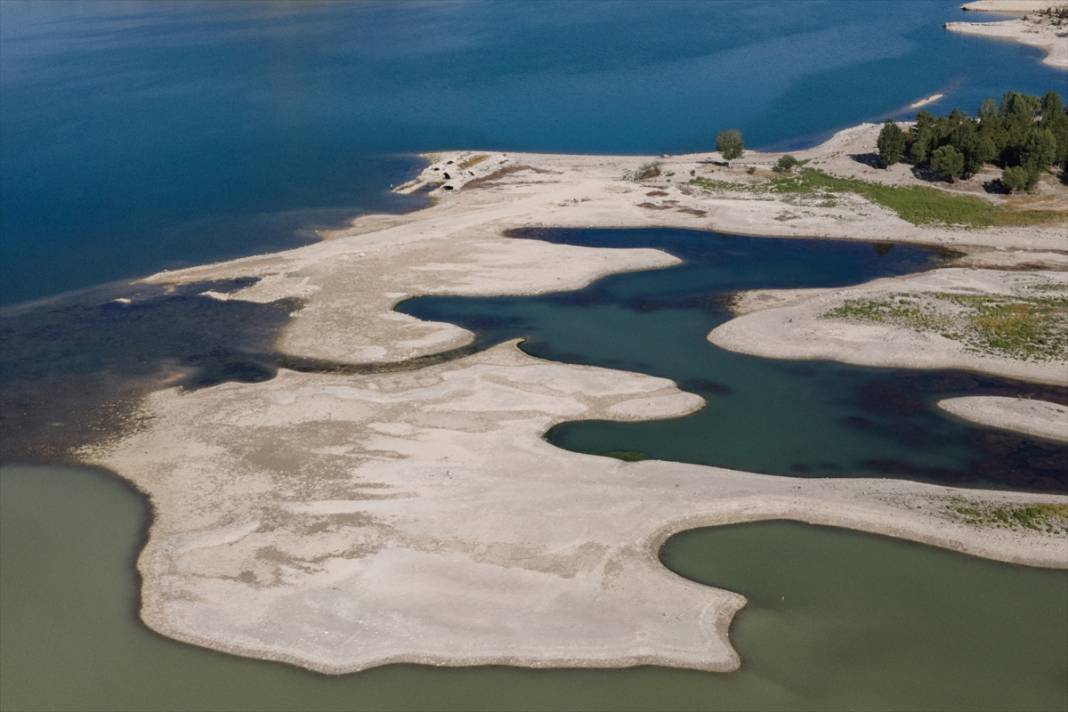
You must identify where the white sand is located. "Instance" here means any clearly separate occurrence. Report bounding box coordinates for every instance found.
[939,396,1068,441]
[961,1,1068,12]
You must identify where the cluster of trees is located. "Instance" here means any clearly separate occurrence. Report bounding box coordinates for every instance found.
[876,91,1068,192]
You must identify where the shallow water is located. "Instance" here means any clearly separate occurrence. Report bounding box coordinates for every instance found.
[3,0,1066,304]
[2,464,1064,711]
[402,228,1068,491]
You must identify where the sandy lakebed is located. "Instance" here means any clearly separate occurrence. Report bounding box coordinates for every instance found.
[51,118,1068,673]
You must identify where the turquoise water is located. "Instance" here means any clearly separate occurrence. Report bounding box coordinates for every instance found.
[2,465,1064,711]
[402,229,1068,491]
[3,0,1066,304]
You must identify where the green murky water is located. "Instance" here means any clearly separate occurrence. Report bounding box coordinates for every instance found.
[2,465,1065,711]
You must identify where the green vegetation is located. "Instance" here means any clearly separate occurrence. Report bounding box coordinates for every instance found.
[773,154,802,173]
[824,290,1068,361]
[899,91,1068,190]
[766,168,1061,226]
[688,167,1062,227]
[946,498,1068,535]
[930,145,964,182]
[687,177,757,192]
[876,121,906,167]
[715,129,744,160]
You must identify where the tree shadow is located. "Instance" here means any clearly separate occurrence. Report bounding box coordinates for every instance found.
[849,152,881,168]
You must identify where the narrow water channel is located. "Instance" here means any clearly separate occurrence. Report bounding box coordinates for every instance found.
[2,465,1064,711]
[401,228,1068,491]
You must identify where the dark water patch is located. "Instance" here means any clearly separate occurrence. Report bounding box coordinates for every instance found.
[0,281,489,463]
[401,228,1068,492]
[3,465,1065,711]
[0,280,299,461]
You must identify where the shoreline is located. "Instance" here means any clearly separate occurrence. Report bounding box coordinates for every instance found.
[50,120,1067,674]
[947,1,1068,70]
[937,396,1068,442]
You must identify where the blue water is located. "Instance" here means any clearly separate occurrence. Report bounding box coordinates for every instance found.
[2,0,1065,305]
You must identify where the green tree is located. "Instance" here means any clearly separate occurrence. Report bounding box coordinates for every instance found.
[1002,165,1037,193]
[876,122,906,167]
[930,145,965,182]
[979,97,998,123]
[773,154,801,173]
[1020,127,1057,172]
[716,129,744,160]
[1040,91,1064,120]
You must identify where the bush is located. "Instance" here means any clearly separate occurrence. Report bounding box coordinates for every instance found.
[773,155,801,173]
[635,162,661,181]
[715,129,744,160]
[876,122,906,167]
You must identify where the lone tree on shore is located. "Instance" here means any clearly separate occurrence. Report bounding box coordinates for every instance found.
[716,129,744,160]
[876,121,906,167]
[930,145,965,182]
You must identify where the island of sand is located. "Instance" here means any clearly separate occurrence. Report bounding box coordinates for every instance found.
[947,0,1068,70]
[56,110,1068,674]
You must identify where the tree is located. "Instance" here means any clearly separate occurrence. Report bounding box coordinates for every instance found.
[1002,165,1037,193]
[876,122,906,167]
[979,97,998,123]
[716,129,744,160]
[1020,127,1057,172]
[773,155,801,173]
[1040,90,1064,120]
[930,145,964,182]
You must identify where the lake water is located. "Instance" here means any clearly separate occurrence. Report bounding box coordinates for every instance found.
[2,465,1064,711]
[2,0,1066,304]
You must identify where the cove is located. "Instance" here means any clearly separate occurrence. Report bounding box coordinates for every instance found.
[400,228,1068,492]
[1,464,1064,711]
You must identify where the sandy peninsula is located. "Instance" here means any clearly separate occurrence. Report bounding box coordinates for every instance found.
[709,268,1068,385]
[72,119,1068,674]
[948,1,1068,70]
[939,395,1068,441]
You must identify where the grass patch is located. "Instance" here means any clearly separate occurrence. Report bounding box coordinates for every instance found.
[769,169,1063,228]
[688,177,762,193]
[946,498,1068,535]
[823,291,1068,361]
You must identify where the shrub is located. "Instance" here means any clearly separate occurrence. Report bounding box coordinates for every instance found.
[635,162,661,181]
[773,155,801,173]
